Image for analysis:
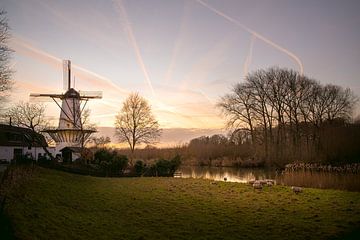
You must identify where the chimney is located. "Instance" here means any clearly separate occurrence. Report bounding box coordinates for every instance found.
[9,117,12,126]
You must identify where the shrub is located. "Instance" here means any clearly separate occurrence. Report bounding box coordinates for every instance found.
[153,155,182,177]
[95,149,128,176]
[155,159,172,176]
[170,154,181,174]
[111,154,128,174]
[134,160,146,176]
[94,148,113,163]
[16,154,33,165]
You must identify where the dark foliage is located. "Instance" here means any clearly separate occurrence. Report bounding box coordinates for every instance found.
[135,155,182,177]
[94,149,128,176]
[134,160,146,176]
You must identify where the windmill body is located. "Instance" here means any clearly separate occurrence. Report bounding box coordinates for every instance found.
[30,60,102,159]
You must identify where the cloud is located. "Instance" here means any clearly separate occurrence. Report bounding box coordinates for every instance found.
[180,34,236,88]
[9,37,224,129]
[163,1,191,83]
[112,0,155,96]
[10,36,128,96]
[195,0,304,75]
[96,126,226,147]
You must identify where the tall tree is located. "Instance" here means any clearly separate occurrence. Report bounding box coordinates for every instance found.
[218,83,256,143]
[0,10,13,113]
[219,67,357,164]
[115,93,161,164]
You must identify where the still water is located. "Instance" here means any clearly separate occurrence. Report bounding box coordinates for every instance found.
[178,166,360,192]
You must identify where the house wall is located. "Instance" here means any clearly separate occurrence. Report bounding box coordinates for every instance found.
[0,146,55,162]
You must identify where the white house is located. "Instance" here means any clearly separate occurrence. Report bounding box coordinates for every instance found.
[0,124,54,162]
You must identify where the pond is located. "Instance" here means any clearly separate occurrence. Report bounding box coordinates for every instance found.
[178,166,360,192]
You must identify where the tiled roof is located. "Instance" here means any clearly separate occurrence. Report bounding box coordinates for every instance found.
[0,124,48,147]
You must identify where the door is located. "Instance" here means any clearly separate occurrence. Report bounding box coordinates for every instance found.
[13,148,23,161]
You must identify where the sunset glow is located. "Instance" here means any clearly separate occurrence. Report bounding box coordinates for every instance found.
[2,0,360,144]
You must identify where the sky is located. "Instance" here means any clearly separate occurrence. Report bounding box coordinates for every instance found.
[2,0,360,145]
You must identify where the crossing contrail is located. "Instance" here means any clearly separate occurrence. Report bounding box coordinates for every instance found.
[195,0,304,75]
[243,34,256,78]
[112,0,156,96]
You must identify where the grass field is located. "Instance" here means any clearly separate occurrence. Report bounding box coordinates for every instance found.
[3,167,360,240]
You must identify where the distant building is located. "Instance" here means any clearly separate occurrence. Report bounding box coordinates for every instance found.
[0,124,54,162]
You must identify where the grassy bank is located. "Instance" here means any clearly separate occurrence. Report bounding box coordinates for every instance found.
[3,167,360,240]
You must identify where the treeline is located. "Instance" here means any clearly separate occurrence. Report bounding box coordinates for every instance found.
[218,67,359,166]
[117,67,360,167]
[116,121,360,167]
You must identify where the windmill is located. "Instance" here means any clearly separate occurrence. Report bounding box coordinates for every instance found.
[30,60,102,156]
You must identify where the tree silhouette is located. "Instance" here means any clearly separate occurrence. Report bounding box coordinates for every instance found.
[115,93,161,164]
[0,10,13,113]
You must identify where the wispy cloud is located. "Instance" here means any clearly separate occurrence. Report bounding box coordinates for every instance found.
[112,0,155,96]
[163,1,190,83]
[10,36,128,95]
[195,0,304,75]
[32,0,123,54]
[179,34,237,104]
[11,37,62,68]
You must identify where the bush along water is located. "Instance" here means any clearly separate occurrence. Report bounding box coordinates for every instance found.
[94,149,128,177]
[134,154,181,177]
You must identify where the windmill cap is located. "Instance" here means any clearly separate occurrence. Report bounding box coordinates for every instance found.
[64,88,80,98]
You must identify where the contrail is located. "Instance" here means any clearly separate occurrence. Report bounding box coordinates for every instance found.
[112,0,156,96]
[11,36,128,95]
[72,64,128,94]
[11,37,62,64]
[243,34,256,78]
[195,0,304,75]
[164,1,190,83]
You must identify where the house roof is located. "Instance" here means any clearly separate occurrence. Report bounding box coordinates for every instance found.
[0,124,48,147]
[59,146,83,153]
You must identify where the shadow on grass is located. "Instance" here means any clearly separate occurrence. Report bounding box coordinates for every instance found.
[0,211,14,240]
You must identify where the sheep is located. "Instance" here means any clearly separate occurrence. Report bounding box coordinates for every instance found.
[259,180,268,185]
[253,181,262,190]
[266,181,274,187]
[291,186,303,194]
[248,180,256,185]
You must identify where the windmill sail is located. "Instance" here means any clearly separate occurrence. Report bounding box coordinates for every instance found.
[63,60,71,90]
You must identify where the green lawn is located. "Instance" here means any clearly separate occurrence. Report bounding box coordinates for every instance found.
[3,167,360,240]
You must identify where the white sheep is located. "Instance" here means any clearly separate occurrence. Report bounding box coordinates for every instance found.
[266,181,274,187]
[248,180,256,185]
[253,181,262,190]
[291,186,303,194]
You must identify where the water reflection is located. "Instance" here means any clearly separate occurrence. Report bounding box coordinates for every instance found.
[179,166,360,191]
[277,170,360,192]
[179,166,276,183]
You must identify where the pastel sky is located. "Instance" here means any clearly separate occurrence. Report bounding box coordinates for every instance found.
[2,0,360,143]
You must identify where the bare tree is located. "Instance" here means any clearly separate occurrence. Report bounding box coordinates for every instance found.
[79,108,97,149]
[219,67,357,165]
[89,136,111,148]
[218,83,256,143]
[0,10,13,113]
[6,102,54,159]
[115,93,161,164]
